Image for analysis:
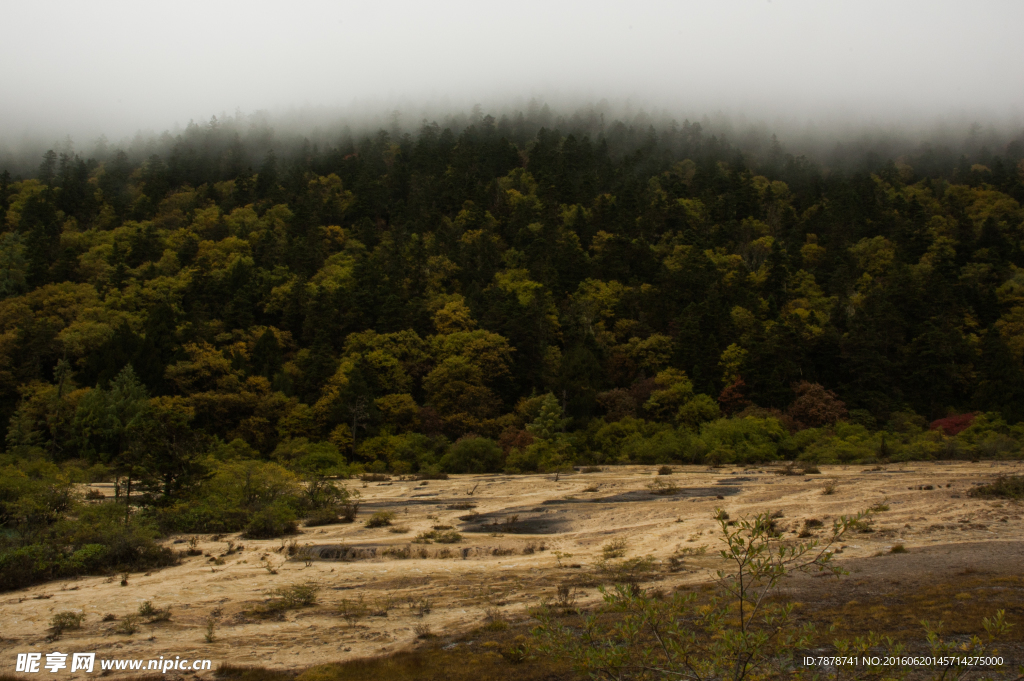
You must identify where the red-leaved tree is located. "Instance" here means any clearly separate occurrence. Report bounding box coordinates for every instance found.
[929,413,976,436]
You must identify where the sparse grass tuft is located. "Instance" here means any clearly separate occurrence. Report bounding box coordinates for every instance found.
[849,518,874,533]
[409,598,433,617]
[204,618,217,643]
[821,478,839,495]
[890,544,908,553]
[246,582,319,618]
[138,601,171,622]
[646,479,680,495]
[483,606,509,631]
[186,536,202,555]
[338,596,368,627]
[115,614,139,636]
[554,583,579,610]
[602,537,628,559]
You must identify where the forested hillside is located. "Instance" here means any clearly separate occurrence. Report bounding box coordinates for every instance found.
[5,115,1024,457]
[2,111,1024,588]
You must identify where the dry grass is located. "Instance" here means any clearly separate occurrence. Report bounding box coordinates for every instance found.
[284,625,571,681]
[214,664,294,681]
[790,573,1024,643]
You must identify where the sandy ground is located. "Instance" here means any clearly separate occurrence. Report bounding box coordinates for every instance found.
[2,461,1022,678]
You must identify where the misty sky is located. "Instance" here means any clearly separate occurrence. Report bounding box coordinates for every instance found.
[2,0,1023,142]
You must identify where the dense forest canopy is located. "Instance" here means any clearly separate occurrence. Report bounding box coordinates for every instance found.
[2,110,1024,464]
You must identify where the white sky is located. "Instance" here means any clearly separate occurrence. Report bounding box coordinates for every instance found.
[1,0,1022,141]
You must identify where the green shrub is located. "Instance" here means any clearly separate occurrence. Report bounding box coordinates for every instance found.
[156,460,303,535]
[697,417,785,464]
[243,504,298,539]
[440,436,504,473]
[50,611,85,636]
[620,429,691,464]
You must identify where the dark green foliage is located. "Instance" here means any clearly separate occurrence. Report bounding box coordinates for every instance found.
[242,504,299,539]
[0,487,177,592]
[440,436,503,473]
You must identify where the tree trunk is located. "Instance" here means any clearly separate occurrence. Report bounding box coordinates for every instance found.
[124,473,132,525]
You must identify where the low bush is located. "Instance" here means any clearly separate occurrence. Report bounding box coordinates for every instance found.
[115,615,139,636]
[414,530,462,544]
[365,511,395,528]
[242,504,299,539]
[969,475,1024,499]
[305,509,342,527]
[50,611,85,638]
[0,502,177,593]
[271,583,319,607]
